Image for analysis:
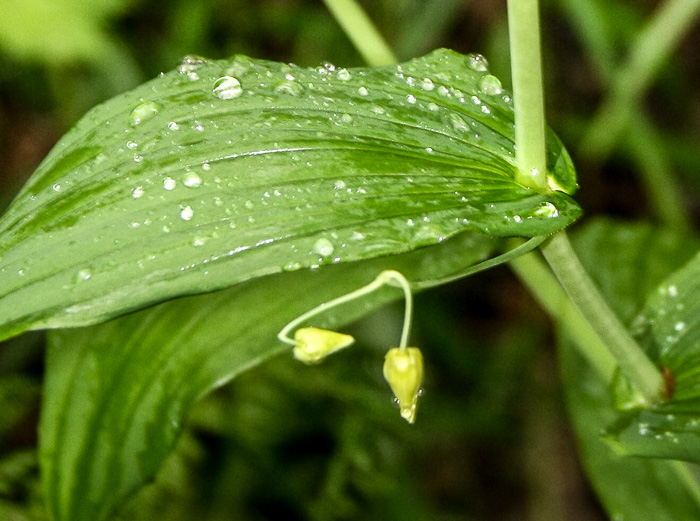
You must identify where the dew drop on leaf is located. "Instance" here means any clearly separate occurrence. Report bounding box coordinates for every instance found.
[465,53,489,72]
[180,206,194,221]
[449,113,469,133]
[421,78,435,91]
[129,101,161,126]
[311,238,334,258]
[533,202,559,218]
[163,177,176,191]
[74,268,92,283]
[337,68,352,81]
[274,80,304,96]
[478,74,503,96]
[357,86,369,96]
[182,172,203,188]
[212,76,243,100]
[132,186,145,199]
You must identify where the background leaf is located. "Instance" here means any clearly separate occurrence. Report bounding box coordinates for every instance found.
[0,49,580,342]
[562,218,700,519]
[603,248,700,462]
[40,231,495,521]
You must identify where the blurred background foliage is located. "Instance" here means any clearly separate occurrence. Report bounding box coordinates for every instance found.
[0,0,698,519]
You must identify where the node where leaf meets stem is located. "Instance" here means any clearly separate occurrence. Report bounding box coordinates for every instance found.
[507,0,548,192]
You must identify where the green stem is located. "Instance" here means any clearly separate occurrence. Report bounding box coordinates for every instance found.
[540,232,664,403]
[278,270,413,348]
[509,249,616,383]
[507,0,548,191]
[562,0,693,232]
[625,112,692,233]
[579,0,700,160]
[322,0,398,66]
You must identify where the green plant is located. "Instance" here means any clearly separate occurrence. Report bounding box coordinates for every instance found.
[1,0,699,519]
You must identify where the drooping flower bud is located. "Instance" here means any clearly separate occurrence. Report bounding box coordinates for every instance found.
[292,327,354,364]
[383,347,424,423]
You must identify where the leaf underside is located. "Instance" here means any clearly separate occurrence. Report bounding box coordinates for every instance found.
[40,230,495,521]
[0,49,580,342]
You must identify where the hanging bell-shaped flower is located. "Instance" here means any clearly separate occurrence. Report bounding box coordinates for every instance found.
[383,347,424,423]
[292,327,355,364]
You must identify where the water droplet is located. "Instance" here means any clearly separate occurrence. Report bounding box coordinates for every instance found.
[533,202,559,218]
[180,206,194,221]
[129,101,161,126]
[132,186,145,198]
[178,55,206,74]
[227,55,252,77]
[52,183,62,192]
[466,53,489,72]
[334,180,346,190]
[183,171,203,188]
[337,68,352,81]
[478,74,503,96]
[674,322,686,332]
[212,76,243,100]
[340,113,353,123]
[668,285,678,297]
[428,102,438,111]
[75,268,92,282]
[421,78,435,91]
[245,200,255,209]
[126,141,138,150]
[357,86,369,96]
[163,177,176,190]
[168,121,180,131]
[481,105,491,114]
[406,94,417,104]
[312,238,334,257]
[437,86,449,96]
[274,79,304,96]
[449,113,469,132]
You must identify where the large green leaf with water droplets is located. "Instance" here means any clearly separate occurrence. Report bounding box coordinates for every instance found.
[0,49,580,342]
[563,219,700,519]
[40,231,494,521]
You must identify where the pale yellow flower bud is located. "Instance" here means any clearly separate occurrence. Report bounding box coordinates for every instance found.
[383,347,424,423]
[292,327,354,364]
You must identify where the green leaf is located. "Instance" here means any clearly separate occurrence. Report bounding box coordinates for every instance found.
[0,0,128,64]
[0,49,580,342]
[40,231,495,521]
[562,219,700,519]
[604,249,700,462]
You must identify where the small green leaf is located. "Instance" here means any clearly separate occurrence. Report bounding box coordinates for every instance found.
[563,219,700,519]
[40,231,495,521]
[0,49,580,342]
[604,249,700,462]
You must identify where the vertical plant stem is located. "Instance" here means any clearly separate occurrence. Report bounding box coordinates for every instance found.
[509,250,616,383]
[540,233,664,403]
[322,0,398,66]
[507,0,548,191]
[507,0,664,403]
